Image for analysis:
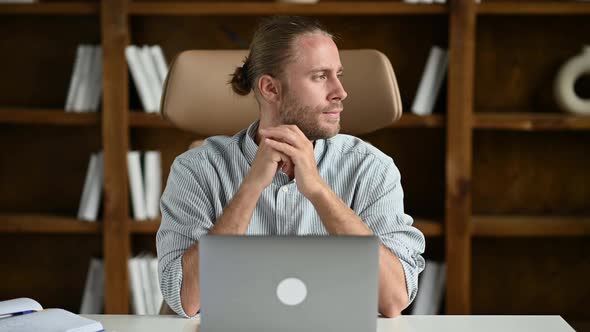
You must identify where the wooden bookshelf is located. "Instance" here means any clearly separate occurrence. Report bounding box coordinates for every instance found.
[2,0,588,322]
[0,2,98,15]
[0,214,101,234]
[128,1,448,16]
[472,215,590,237]
[477,1,590,15]
[392,113,445,128]
[0,108,100,126]
[473,112,590,131]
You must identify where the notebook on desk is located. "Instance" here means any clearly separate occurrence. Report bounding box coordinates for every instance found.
[199,235,379,332]
[0,298,104,332]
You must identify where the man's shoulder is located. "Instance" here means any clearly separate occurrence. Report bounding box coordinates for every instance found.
[328,134,393,167]
[176,132,243,165]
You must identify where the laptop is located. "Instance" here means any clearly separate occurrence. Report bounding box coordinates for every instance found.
[199,235,379,332]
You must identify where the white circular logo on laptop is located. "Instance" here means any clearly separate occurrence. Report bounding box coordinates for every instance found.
[276,277,307,306]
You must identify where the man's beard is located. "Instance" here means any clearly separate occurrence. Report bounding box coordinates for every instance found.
[278,92,342,141]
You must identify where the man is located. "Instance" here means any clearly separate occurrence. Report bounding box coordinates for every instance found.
[157,16,425,318]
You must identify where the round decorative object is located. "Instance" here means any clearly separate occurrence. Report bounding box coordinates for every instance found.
[554,45,590,115]
[276,277,307,306]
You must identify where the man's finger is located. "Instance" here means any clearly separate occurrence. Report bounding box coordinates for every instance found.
[260,128,301,147]
[265,138,298,158]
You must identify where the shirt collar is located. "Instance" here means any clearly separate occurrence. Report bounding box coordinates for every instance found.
[241,120,328,167]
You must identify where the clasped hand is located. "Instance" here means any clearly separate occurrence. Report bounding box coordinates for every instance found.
[244,125,326,199]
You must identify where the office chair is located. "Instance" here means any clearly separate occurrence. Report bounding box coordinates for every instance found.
[157,49,403,315]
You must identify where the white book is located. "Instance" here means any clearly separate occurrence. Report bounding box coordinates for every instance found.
[77,152,103,222]
[429,262,447,315]
[411,46,448,116]
[128,151,147,221]
[86,152,103,221]
[65,45,85,112]
[77,153,97,221]
[128,258,147,315]
[138,255,155,315]
[87,46,103,112]
[411,260,440,315]
[0,298,103,332]
[79,258,104,314]
[149,45,169,88]
[77,153,99,221]
[138,45,162,113]
[125,45,156,112]
[144,150,162,219]
[71,45,92,112]
[149,257,163,315]
[73,45,95,112]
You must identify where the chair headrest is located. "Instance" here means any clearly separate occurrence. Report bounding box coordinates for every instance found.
[161,49,402,136]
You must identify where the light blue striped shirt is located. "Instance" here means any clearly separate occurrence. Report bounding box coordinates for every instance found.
[157,121,426,317]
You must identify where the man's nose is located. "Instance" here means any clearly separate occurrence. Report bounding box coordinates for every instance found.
[331,77,347,101]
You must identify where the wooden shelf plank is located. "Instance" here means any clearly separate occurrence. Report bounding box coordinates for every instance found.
[414,219,444,237]
[128,1,447,16]
[0,108,100,126]
[477,1,590,15]
[0,2,98,15]
[472,215,590,237]
[0,214,101,234]
[130,218,161,234]
[129,218,443,236]
[473,112,590,131]
[391,113,445,128]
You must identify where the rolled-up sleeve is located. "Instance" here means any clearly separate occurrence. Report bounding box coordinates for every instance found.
[156,156,214,317]
[357,157,426,306]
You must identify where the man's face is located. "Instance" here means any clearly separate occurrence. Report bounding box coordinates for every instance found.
[277,33,348,140]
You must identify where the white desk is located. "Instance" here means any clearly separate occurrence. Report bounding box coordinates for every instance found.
[84,314,575,332]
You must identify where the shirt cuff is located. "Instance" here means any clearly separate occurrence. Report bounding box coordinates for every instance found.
[163,256,199,318]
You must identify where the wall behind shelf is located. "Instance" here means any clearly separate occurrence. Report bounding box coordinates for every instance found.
[472,238,590,323]
[472,131,590,215]
[0,15,99,108]
[475,15,590,113]
[0,125,102,215]
[0,234,102,313]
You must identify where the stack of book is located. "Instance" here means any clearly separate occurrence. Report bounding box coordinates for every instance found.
[128,254,163,315]
[411,46,449,116]
[65,45,103,112]
[128,150,162,221]
[125,45,169,113]
[411,260,447,315]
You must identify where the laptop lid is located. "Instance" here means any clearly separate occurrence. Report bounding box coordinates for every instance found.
[199,235,379,332]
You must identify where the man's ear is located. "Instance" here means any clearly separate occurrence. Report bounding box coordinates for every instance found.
[258,74,281,104]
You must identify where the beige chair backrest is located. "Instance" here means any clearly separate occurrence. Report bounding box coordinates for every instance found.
[157,49,403,315]
[161,49,403,136]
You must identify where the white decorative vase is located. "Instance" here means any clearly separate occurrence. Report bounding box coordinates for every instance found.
[554,45,590,115]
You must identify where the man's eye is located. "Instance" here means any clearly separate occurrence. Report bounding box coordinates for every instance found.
[317,75,327,80]
[337,74,344,80]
